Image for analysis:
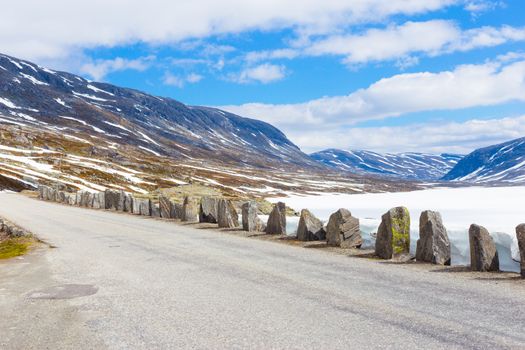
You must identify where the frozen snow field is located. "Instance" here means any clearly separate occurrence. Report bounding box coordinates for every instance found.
[269,186,525,272]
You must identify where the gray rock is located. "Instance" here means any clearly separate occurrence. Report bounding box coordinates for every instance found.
[326,209,360,247]
[469,224,499,272]
[217,199,239,228]
[297,209,326,241]
[123,194,134,212]
[151,202,161,217]
[199,197,219,223]
[79,191,93,207]
[171,202,183,219]
[181,197,198,222]
[57,191,66,203]
[241,201,265,232]
[159,196,172,218]
[416,211,451,265]
[139,198,152,216]
[375,207,411,259]
[266,202,286,235]
[516,224,525,278]
[75,191,82,206]
[92,192,105,209]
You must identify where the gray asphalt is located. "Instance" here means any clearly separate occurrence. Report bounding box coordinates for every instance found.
[1,192,525,349]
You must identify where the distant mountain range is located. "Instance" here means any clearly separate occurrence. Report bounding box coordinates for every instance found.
[310,149,463,181]
[443,136,525,184]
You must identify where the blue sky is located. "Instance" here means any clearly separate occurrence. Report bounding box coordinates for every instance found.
[1,0,525,154]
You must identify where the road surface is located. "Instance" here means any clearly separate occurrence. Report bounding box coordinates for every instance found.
[1,192,524,349]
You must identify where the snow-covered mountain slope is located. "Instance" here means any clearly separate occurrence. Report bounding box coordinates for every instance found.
[0,53,318,169]
[443,136,525,184]
[0,53,419,195]
[310,149,463,181]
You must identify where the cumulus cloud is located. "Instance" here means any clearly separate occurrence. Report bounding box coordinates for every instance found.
[163,72,203,87]
[80,56,155,81]
[0,0,456,61]
[232,63,287,84]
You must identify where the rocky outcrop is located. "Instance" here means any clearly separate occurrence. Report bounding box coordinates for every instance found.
[297,209,325,241]
[199,197,219,223]
[375,207,411,259]
[181,197,198,222]
[326,209,360,247]
[159,196,172,218]
[217,199,239,228]
[0,218,29,237]
[469,224,499,272]
[416,211,451,265]
[517,224,525,278]
[241,201,265,232]
[266,202,286,235]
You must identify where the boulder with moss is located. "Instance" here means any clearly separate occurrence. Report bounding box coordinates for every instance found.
[375,207,410,259]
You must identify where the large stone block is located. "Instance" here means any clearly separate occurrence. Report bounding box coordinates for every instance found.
[171,202,183,219]
[297,209,326,241]
[241,201,265,232]
[326,209,360,247]
[159,196,172,218]
[181,197,198,222]
[266,202,286,235]
[375,207,410,259]
[123,194,134,212]
[199,197,219,223]
[92,192,105,209]
[217,199,239,228]
[416,211,451,265]
[469,224,499,272]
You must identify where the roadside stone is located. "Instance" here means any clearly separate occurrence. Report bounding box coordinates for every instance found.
[516,224,525,278]
[123,194,134,212]
[159,196,172,218]
[139,198,151,216]
[181,197,198,222]
[375,207,411,259]
[171,202,183,219]
[92,192,105,209]
[297,209,326,241]
[217,199,239,228]
[266,202,286,234]
[469,224,499,272]
[241,201,265,232]
[199,197,219,223]
[326,209,360,247]
[416,211,451,265]
[151,202,161,217]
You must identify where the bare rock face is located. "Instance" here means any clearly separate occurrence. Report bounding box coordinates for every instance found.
[181,197,198,222]
[241,201,265,232]
[469,224,499,272]
[517,224,525,278]
[297,209,326,241]
[326,209,360,247]
[375,207,410,259]
[217,199,239,228]
[171,202,183,219]
[416,211,451,265]
[266,202,286,235]
[159,196,172,218]
[199,197,219,223]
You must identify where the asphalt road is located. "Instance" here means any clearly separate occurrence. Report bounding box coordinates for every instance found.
[1,192,525,349]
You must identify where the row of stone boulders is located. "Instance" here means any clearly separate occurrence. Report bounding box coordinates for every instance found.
[197,197,267,232]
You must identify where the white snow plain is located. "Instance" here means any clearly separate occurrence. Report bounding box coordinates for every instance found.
[269,186,525,273]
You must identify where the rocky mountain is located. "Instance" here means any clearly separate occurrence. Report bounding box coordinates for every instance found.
[0,53,417,196]
[311,149,463,181]
[442,137,525,184]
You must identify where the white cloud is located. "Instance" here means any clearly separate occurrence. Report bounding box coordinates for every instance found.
[0,0,456,61]
[163,72,203,87]
[222,58,525,127]
[292,115,525,154]
[233,63,287,84]
[80,56,155,81]
[304,20,525,65]
[464,0,505,16]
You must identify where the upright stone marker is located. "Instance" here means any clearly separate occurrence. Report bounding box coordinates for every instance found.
[297,209,326,241]
[266,202,286,235]
[516,224,525,278]
[171,202,183,219]
[181,197,198,222]
[375,207,411,259]
[217,199,239,228]
[241,201,265,232]
[326,209,360,247]
[199,197,219,223]
[469,224,499,272]
[159,196,172,218]
[416,211,451,265]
